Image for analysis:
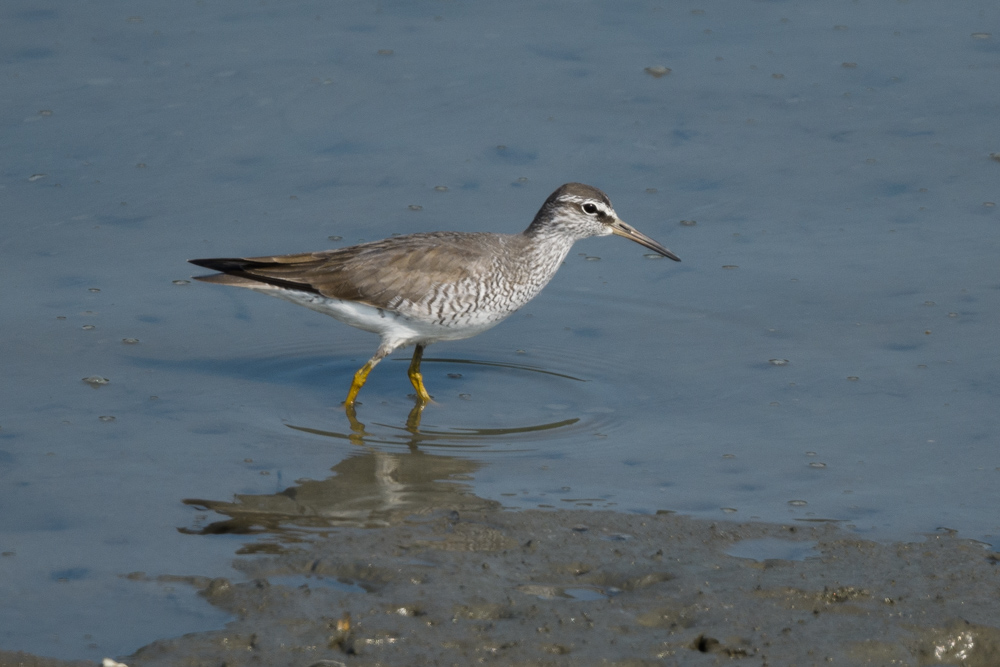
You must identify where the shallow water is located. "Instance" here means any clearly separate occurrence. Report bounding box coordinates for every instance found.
[2,0,999,660]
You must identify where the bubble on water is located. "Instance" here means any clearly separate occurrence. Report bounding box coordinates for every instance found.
[788,499,808,507]
[82,376,109,388]
[98,416,116,422]
[644,66,671,78]
[769,359,789,366]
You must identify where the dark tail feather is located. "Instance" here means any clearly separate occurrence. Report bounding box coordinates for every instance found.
[188,257,256,272]
[188,257,321,293]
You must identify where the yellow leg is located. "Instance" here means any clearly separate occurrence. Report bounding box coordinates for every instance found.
[344,361,374,405]
[407,344,432,403]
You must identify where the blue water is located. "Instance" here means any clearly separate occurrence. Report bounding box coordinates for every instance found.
[2,0,998,660]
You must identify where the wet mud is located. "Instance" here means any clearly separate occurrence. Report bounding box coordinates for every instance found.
[6,509,1000,666]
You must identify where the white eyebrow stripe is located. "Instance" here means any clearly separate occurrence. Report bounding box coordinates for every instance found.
[555,195,614,215]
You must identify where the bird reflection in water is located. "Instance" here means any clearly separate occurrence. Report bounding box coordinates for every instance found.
[181,403,578,542]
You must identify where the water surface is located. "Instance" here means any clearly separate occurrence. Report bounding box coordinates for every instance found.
[2,0,998,659]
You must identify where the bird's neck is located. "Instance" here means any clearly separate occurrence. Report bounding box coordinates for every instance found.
[511,228,576,296]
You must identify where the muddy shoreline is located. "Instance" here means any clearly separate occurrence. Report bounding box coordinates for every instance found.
[4,508,1000,666]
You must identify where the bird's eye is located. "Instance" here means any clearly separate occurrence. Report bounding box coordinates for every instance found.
[582,203,599,215]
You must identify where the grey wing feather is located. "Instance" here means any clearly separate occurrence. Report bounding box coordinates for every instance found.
[191,232,511,310]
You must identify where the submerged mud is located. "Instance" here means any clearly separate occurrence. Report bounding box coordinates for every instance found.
[6,509,1000,666]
